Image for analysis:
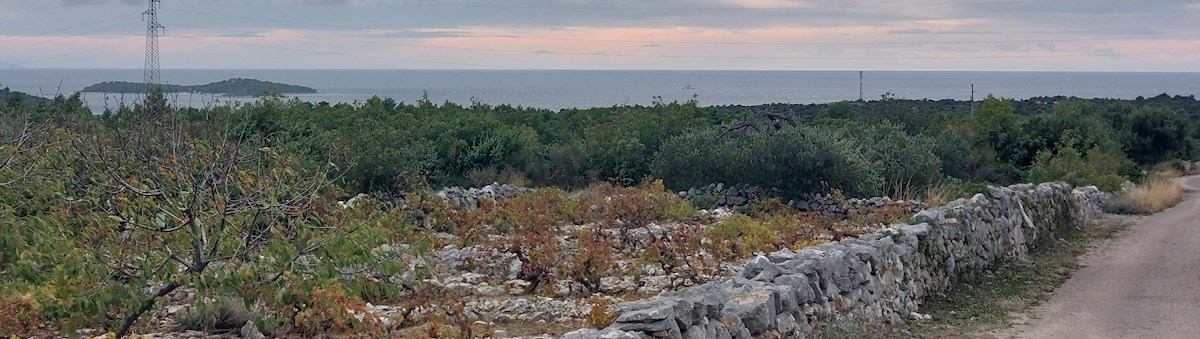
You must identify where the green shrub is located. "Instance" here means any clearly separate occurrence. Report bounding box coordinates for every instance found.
[929,129,973,180]
[944,178,990,200]
[687,192,722,210]
[705,215,780,261]
[652,126,881,197]
[836,122,944,196]
[1026,132,1130,191]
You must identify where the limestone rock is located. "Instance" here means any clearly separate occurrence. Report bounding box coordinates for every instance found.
[240,321,266,339]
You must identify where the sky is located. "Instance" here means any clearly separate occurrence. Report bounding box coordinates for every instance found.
[0,0,1198,71]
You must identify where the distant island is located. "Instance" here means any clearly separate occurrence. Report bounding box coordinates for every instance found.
[1,87,47,106]
[81,78,317,96]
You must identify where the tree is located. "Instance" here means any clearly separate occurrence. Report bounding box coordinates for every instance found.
[1126,106,1194,165]
[972,96,1020,155]
[71,98,370,337]
[929,129,972,180]
[0,113,47,188]
[969,96,1023,183]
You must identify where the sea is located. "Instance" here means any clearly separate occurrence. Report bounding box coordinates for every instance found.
[2,69,1198,113]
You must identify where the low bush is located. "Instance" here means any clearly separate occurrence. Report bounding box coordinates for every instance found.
[1026,134,1130,192]
[281,281,385,337]
[1151,160,1198,176]
[652,126,882,197]
[837,122,945,196]
[1102,196,1143,215]
[947,179,990,200]
[639,223,711,285]
[1110,171,1183,214]
[705,215,781,261]
[0,293,44,336]
[585,297,618,329]
[856,205,912,226]
[174,297,256,333]
[574,179,698,228]
[566,229,617,294]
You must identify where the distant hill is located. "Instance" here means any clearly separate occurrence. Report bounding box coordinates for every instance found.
[82,78,318,96]
[1,87,47,106]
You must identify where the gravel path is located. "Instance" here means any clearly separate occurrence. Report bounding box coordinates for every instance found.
[1012,176,1200,338]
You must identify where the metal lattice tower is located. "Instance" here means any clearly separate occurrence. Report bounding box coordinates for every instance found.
[859,71,864,101]
[143,0,164,87]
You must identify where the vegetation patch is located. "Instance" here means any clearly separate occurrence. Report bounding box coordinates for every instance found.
[1,89,1197,337]
[1106,170,1184,215]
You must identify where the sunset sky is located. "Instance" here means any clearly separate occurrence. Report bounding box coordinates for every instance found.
[1,0,1198,70]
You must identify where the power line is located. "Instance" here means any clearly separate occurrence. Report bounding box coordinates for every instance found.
[218,0,1078,12]
[0,21,141,51]
[169,34,1200,77]
[0,13,139,44]
[423,33,1200,46]
[165,23,1200,61]
[168,8,1200,47]
[172,35,528,69]
[11,40,142,66]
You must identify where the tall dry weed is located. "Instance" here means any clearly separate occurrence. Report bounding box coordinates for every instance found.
[1118,170,1183,214]
[921,181,952,207]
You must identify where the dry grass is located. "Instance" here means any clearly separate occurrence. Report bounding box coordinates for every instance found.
[1113,170,1183,214]
[922,181,952,207]
[885,177,918,201]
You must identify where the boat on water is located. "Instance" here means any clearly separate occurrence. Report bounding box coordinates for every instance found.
[681,84,695,90]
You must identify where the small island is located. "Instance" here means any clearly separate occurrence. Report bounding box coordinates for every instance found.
[1,87,47,106]
[82,78,317,96]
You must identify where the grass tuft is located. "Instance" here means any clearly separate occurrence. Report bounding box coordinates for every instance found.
[174,297,256,333]
[1108,171,1183,214]
[922,181,952,207]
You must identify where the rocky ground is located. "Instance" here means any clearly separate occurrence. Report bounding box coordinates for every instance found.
[59,183,927,339]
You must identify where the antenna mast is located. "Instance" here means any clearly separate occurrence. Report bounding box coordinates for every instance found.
[970,83,976,115]
[143,0,164,87]
[858,71,864,101]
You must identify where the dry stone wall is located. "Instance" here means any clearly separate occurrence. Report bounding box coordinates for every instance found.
[436,183,533,210]
[679,184,924,219]
[565,182,1108,339]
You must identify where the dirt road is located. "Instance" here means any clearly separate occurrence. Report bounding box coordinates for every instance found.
[1011,176,1200,338]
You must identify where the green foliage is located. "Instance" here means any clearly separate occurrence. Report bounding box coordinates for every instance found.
[973,96,1021,149]
[705,215,780,260]
[866,92,942,134]
[809,101,855,126]
[278,281,386,336]
[943,178,990,200]
[969,96,1025,183]
[929,129,973,180]
[1125,106,1194,165]
[2,88,1200,336]
[1026,132,1131,191]
[652,125,881,197]
[837,122,943,196]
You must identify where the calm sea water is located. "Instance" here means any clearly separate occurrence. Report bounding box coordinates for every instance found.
[2,69,1198,112]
